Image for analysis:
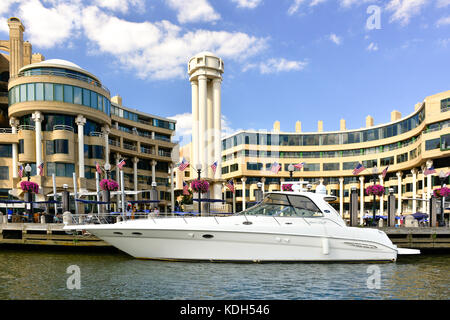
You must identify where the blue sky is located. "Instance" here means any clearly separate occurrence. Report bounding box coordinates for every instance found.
[0,0,449,145]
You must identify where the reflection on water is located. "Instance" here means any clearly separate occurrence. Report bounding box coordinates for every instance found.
[0,247,448,300]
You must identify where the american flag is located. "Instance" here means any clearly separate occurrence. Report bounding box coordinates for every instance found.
[294,162,305,170]
[424,166,436,176]
[18,164,24,178]
[352,163,365,175]
[226,179,235,193]
[95,162,102,174]
[211,161,217,175]
[178,158,189,171]
[381,166,389,179]
[182,181,190,195]
[38,162,44,176]
[271,162,281,174]
[117,159,125,170]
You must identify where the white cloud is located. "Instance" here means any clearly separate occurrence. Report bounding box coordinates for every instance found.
[436,16,450,27]
[437,38,450,47]
[166,0,220,24]
[81,6,267,80]
[231,0,262,9]
[243,58,308,74]
[329,33,342,45]
[437,0,450,7]
[309,0,327,6]
[287,0,305,15]
[17,0,83,48]
[93,0,145,13]
[339,0,374,8]
[366,42,379,51]
[385,0,431,26]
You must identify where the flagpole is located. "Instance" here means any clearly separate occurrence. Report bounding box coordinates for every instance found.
[72,172,79,215]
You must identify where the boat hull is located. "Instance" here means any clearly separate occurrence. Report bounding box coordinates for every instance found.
[86,225,397,262]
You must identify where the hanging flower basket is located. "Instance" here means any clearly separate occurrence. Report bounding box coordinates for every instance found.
[191,179,209,194]
[100,179,119,191]
[366,184,385,196]
[433,187,450,198]
[20,181,39,194]
[282,184,293,192]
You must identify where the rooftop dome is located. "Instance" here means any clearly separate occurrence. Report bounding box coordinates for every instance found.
[35,59,83,70]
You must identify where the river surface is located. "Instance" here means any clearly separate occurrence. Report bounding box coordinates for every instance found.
[0,246,448,300]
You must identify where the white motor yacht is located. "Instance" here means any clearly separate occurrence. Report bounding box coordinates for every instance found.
[64,182,419,262]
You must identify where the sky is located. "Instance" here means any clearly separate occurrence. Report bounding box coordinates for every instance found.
[0,0,449,146]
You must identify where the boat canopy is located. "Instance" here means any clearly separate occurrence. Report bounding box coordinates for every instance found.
[238,193,324,218]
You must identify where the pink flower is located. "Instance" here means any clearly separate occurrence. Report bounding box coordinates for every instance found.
[190,179,209,194]
[282,184,293,191]
[434,187,450,198]
[100,179,119,191]
[20,181,39,193]
[366,184,385,196]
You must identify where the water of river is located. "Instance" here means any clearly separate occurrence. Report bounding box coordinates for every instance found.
[0,246,448,300]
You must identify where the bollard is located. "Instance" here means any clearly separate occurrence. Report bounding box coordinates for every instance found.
[350,187,358,226]
[387,189,396,227]
[63,211,72,225]
[429,196,437,227]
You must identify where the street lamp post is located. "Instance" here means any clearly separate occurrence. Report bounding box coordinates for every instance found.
[195,164,202,215]
[24,164,32,222]
[288,164,294,181]
[438,170,447,227]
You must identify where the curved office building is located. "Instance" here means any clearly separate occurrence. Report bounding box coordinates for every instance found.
[0,17,177,212]
[220,91,450,215]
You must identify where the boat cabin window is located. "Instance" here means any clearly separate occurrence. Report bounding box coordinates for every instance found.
[240,193,323,217]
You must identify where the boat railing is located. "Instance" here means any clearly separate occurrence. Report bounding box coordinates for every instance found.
[64,212,233,226]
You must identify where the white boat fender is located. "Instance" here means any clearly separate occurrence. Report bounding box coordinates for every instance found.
[322,238,330,255]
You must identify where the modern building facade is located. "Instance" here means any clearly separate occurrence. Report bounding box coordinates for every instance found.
[1,17,177,212]
[220,91,450,216]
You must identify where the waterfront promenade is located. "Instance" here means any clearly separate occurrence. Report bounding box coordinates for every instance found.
[1,220,449,251]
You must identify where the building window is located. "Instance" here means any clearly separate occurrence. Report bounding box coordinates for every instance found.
[247,162,263,171]
[18,140,24,154]
[303,163,320,171]
[362,159,377,168]
[441,98,450,112]
[343,161,359,170]
[0,145,12,158]
[47,162,75,177]
[380,156,394,166]
[323,163,340,171]
[441,134,450,150]
[46,139,69,155]
[230,164,239,172]
[425,138,441,151]
[0,166,9,180]
[396,152,408,164]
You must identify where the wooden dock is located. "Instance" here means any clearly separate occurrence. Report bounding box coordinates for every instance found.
[0,223,110,247]
[1,223,449,251]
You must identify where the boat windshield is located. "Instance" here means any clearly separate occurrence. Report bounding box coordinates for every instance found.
[238,193,323,217]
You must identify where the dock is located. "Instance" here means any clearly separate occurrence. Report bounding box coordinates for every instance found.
[0,223,110,247]
[1,223,450,251]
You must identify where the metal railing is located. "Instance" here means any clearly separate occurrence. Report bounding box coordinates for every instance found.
[13,69,110,95]
[53,125,74,132]
[123,143,136,151]
[89,131,103,137]
[0,128,13,134]
[18,125,35,131]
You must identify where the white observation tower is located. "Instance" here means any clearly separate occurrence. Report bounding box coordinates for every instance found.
[188,52,224,200]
